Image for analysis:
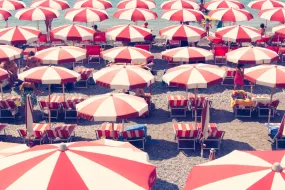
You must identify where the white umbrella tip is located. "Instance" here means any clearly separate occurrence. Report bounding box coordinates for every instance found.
[58,143,68,151]
[272,162,283,172]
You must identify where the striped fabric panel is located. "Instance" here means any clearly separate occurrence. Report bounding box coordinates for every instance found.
[210,130,225,138]
[101,123,123,131]
[176,130,199,138]
[0,100,16,109]
[122,130,145,139]
[189,96,206,108]
[34,131,43,138]
[18,129,27,138]
[0,124,7,132]
[168,95,188,107]
[33,123,50,131]
[39,100,61,109]
[97,130,119,139]
[173,123,195,131]
[45,130,56,138]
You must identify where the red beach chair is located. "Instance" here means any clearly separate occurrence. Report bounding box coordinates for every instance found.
[273,115,285,149]
[212,45,229,64]
[173,123,199,150]
[135,44,151,51]
[93,32,106,48]
[86,45,101,64]
[121,130,146,150]
[17,129,27,143]
[95,129,120,140]
[38,100,60,120]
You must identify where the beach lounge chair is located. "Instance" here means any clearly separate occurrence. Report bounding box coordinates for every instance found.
[173,123,199,150]
[0,99,18,119]
[17,129,45,144]
[134,44,151,51]
[212,45,229,64]
[167,95,188,118]
[95,129,120,140]
[167,40,181,49]
[38,100,60,120]
[45,128,75,144]
[38,34,48,45]
[121,130,146,150]
[61,101,78,119]
[255,98,279,118]
[86,45,101,64]
[0,123,7,139]
[189,95,207,118]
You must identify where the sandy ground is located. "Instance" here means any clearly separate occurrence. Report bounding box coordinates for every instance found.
[1,38,284,190]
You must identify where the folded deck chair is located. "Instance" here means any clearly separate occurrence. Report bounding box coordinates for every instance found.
[175,129,199,150]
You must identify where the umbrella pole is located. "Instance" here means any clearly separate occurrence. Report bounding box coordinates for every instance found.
[62,84,65,102]
[37,21,39,30]
[48,84,51,125]
[267,88,275,126]
[194,88,197,129]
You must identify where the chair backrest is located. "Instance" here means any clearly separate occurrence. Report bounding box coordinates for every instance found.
[209,130,225,138]
[86,45,101,56]
[135,44,150,51]
[45,129,56,139]
[61,101,76,110]
[38,100,60,110]
[266,46,280,54]
[39,34,47,43]
[57,129,71,139]
[96,130,119,139]
[189,96,207,108]
[93,32,106,43]
[122,130,145,139]
[18,129,27,138]
[176,130,199,138]
[214,46,229,56]
[0,100,16,109]
[34,131,43,138]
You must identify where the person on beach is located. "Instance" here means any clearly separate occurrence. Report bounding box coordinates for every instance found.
[142,22,148,28]
[93,25,101,32]
[234,64,244,90]
[260,23,266,36]
[19,81,44,106]
[0,60,18,85]
[5,18,8,28]
[204,18,212,36]
[24,51,41,71]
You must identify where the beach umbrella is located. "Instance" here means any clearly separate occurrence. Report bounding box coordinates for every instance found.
[34,46,86,65]
[248,0,285,10]
[184,150,285,189]
[226,46,279,64]
[215,25,262,43]
[30,0,70,10]
[50,24,94,41]
[0,8,11,21]
[161,0,199,10]
[0,141,157,189]
[208,8,253,22]
[159,25,206,42]
[117,0,156,9]
[162,64,226,124]
[73,0,112,9]
[200,98,210,156]
[161,47,213,62]
[0,67,9,99]
[65,7,108,23]
[101,46,153,63]
[106,24,153,42]
[0,0,26,10]
[92,65,155,90]
[0,26,40,45]
[0,142,29,159]
[161,9,204,22]
[26,94,34,137]
[204,0,245,10]
[113,8,158,21]
[258,8,285,23]
[76,93,148,121]
[272,24,285,36]
[0,45,22,62]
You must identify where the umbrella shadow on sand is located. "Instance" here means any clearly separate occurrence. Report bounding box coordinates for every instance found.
[147,139,180,161]
[154,179,179,190]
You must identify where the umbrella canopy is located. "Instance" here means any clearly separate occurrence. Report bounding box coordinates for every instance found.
[50,24,95,41]
[209,8,253,22]
[0,8,11,21]
[15,7,59,21]
[101,46,153,63]
[0,0,26,11]
[113,8,158,21]
[162,64,226,89]
[161,47,213,62]
[73,0,112,9]
[159,24,206,42]
[35,46,86,64]
[244,65,285,88]
[0,68,8,80]
[248,0,285,10]
[0,141,156,189]
[0,45,22,61]
[30,0,70,10]
[226,46,279,64]
[76,93,148,121]
[117,0,156,9]
[161,8,204,22]
[65,7,108,23]
[272,24,285,36]
[18,66,81,84]
[93,65,155,89]
[0,142,29,159]
[161,0,199,10]
[204,0,245,10]
[258,7,285,23]
[0,26,40,45]
[184,150,285,189]
[106,24,153,42]
[215,25,262,42]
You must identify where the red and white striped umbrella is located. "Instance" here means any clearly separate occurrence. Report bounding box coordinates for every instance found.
[50,24,94,41]
[226,46,279,64]
[15,6,59,21]
[30,0,70,10]
[0,141,156,189]
[0,26,40,45]
[185,150,285,190]
[35,46,86,64]
[248,0,285,10]
[209,8,253,22]
[0,45,22,61]
[161,9,204,22]
[204,0,245,10]
[113,8,157,21]
[106,24,153,42]
[77,93,149,121]
[0,8,11,20]
[216,25,261,42]
[93,65,155,89]
[73,0,112,9]
[161,47,213,62]
[18,66,81,84]
[161,0,199,10]
[101,46,153,63]
[159,25,206,42]
[117,0,156,9]
[162,64,226,89]
[65,7,108,23]
[258,8,285,23]
[0,142,29,159]
[0,0,26,11]
[244,65,285,88]
[272,24,285,36]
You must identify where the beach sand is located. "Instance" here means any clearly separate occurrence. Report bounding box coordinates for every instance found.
[1,38,284,189]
